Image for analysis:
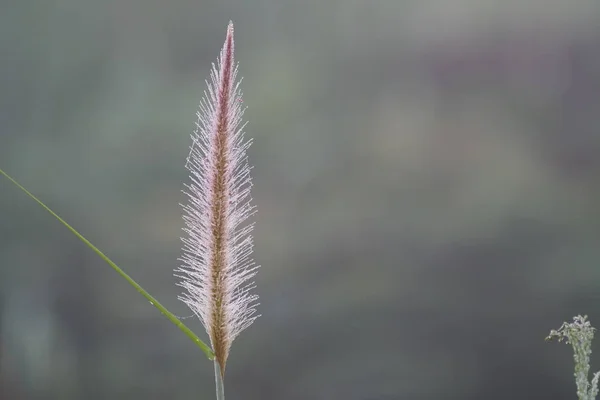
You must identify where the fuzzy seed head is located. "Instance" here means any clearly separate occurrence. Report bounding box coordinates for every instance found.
[176,22,259,377]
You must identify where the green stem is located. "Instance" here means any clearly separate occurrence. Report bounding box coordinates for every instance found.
[214,360,225,400]
[0,168,214,360]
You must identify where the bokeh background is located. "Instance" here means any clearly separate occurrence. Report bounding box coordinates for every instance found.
[1,1,600,399]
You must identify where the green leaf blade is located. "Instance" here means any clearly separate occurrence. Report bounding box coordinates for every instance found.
[0,168,214,360]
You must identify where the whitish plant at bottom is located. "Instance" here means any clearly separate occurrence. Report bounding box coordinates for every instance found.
[547,315,600,400]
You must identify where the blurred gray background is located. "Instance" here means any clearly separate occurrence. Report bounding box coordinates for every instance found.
[1,1,600,399]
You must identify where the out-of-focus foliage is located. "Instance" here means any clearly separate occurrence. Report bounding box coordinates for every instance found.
[547,315,600,400]
[1,1,600,399]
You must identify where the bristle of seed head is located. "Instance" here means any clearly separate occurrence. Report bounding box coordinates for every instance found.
[175,22,259,378]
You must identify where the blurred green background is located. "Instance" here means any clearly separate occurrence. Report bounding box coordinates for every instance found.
[2,1,600,399]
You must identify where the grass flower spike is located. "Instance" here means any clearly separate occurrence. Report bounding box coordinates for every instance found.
[176,21,259,382]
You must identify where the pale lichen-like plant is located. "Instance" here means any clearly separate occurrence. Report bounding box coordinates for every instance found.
[547,315,600,400]
[175,21,259,399]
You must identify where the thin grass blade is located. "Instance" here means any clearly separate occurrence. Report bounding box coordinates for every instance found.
[0,167,214,360]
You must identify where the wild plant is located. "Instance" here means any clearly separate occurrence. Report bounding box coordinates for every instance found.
[0,21,255,400]
[547,315,600,400]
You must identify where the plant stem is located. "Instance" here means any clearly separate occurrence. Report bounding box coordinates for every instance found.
[214,360,225,400]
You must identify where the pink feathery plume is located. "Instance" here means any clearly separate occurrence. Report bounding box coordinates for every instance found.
[176,21,259,379]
